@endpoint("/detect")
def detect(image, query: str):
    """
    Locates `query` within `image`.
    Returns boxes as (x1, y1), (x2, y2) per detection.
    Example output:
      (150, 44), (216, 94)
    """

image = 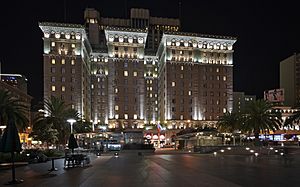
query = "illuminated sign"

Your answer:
(264, 89), (284, 103)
